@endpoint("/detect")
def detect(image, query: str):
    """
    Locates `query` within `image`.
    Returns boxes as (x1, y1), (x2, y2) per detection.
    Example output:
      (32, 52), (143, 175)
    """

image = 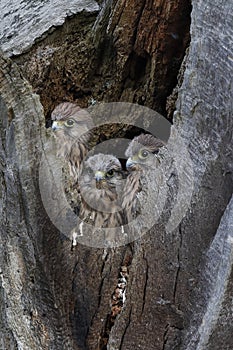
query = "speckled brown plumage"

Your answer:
(123, 133), (165, 223)
(51, 102), (94, 182)
(79, 153), (125, 231)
